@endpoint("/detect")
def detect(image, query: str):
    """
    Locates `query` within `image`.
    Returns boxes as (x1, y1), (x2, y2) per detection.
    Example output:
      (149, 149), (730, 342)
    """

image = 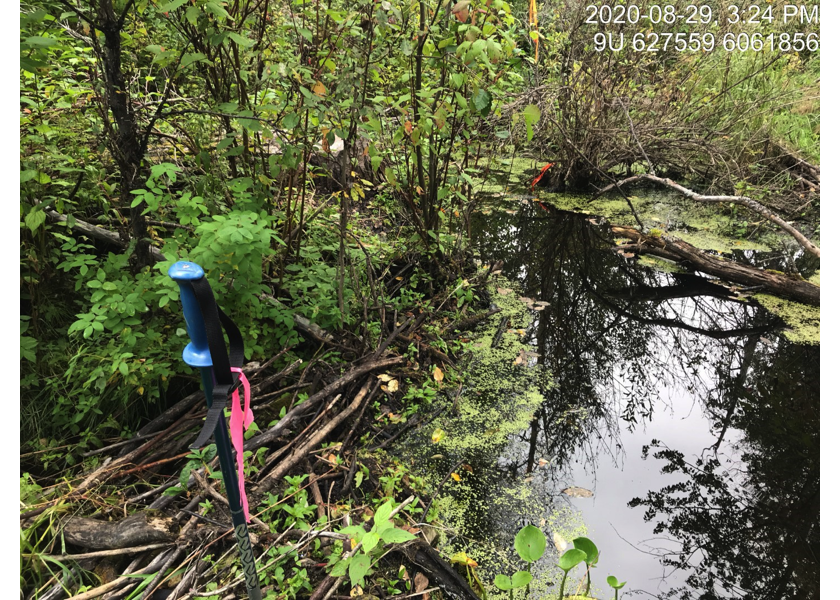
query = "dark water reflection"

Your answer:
(468, 202), (819, 600)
